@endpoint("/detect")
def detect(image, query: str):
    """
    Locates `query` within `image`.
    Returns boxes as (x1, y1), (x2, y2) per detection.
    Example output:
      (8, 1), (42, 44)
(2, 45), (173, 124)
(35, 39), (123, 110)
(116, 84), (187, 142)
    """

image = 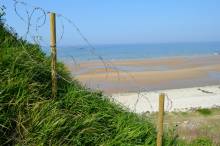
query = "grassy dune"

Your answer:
(0, 10), (159, 145)
(0, 7), (216, 146)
